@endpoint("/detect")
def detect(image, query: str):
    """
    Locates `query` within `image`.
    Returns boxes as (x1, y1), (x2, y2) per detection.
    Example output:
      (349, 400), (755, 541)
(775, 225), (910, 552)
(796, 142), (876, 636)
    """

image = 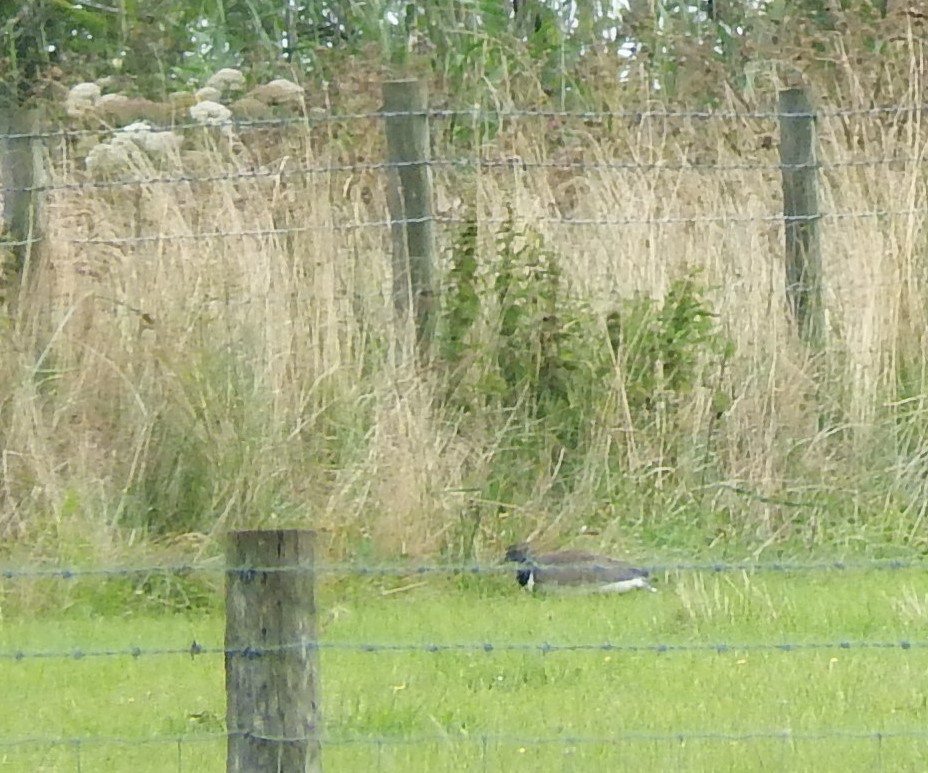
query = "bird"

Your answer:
(504, 542), (657, 594)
